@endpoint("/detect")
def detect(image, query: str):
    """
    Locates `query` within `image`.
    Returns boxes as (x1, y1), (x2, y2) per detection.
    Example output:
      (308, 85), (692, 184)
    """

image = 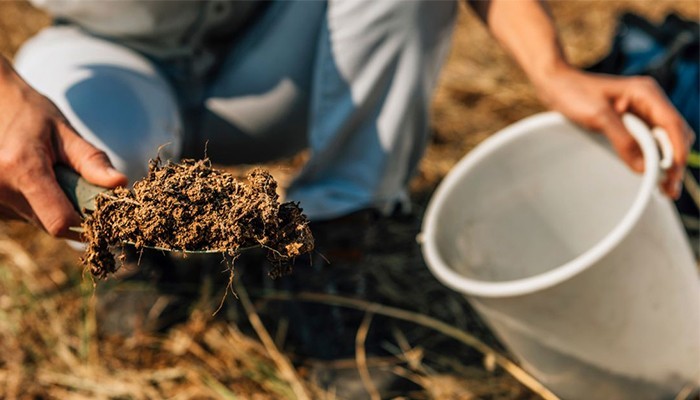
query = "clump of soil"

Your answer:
(81, 158), (314, 279)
